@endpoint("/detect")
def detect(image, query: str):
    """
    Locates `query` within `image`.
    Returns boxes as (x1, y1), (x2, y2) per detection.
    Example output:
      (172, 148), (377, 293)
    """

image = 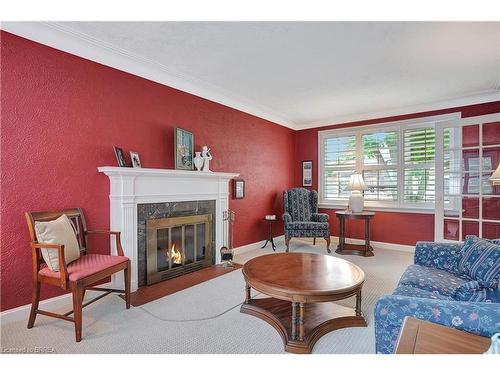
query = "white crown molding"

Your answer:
(296, 90), (500, 130)
(1, 22), (499, 132)
(0, 21), (299, 130)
